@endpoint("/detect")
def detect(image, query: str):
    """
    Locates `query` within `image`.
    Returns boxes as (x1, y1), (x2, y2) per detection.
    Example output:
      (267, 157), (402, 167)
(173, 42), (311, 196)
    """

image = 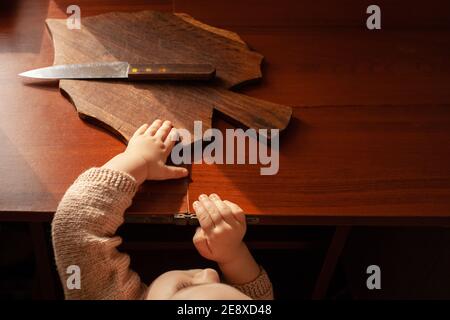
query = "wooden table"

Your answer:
(1, 0), (450, 299)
